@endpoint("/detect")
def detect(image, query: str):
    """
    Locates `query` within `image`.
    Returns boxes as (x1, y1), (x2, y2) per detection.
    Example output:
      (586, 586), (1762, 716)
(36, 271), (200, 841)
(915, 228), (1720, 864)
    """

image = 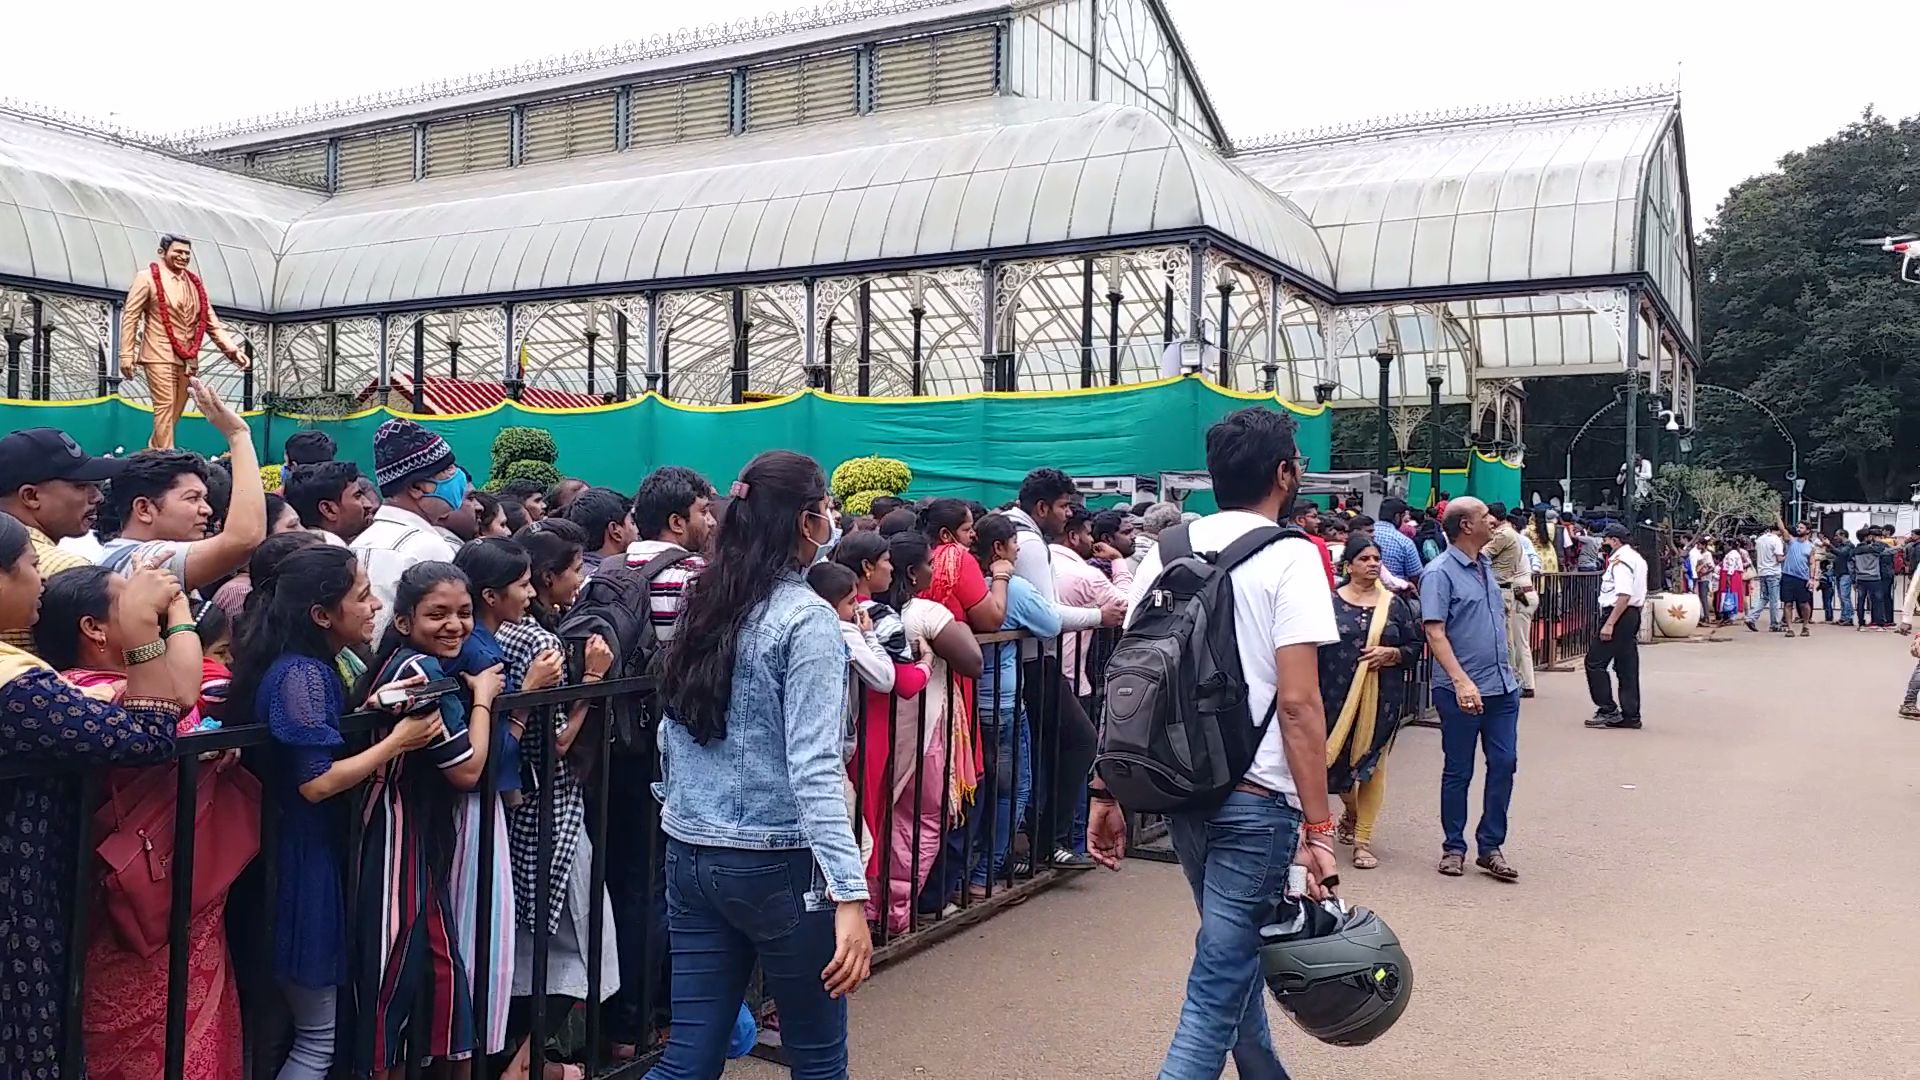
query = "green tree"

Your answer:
(1695, 108), (1920, 500)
